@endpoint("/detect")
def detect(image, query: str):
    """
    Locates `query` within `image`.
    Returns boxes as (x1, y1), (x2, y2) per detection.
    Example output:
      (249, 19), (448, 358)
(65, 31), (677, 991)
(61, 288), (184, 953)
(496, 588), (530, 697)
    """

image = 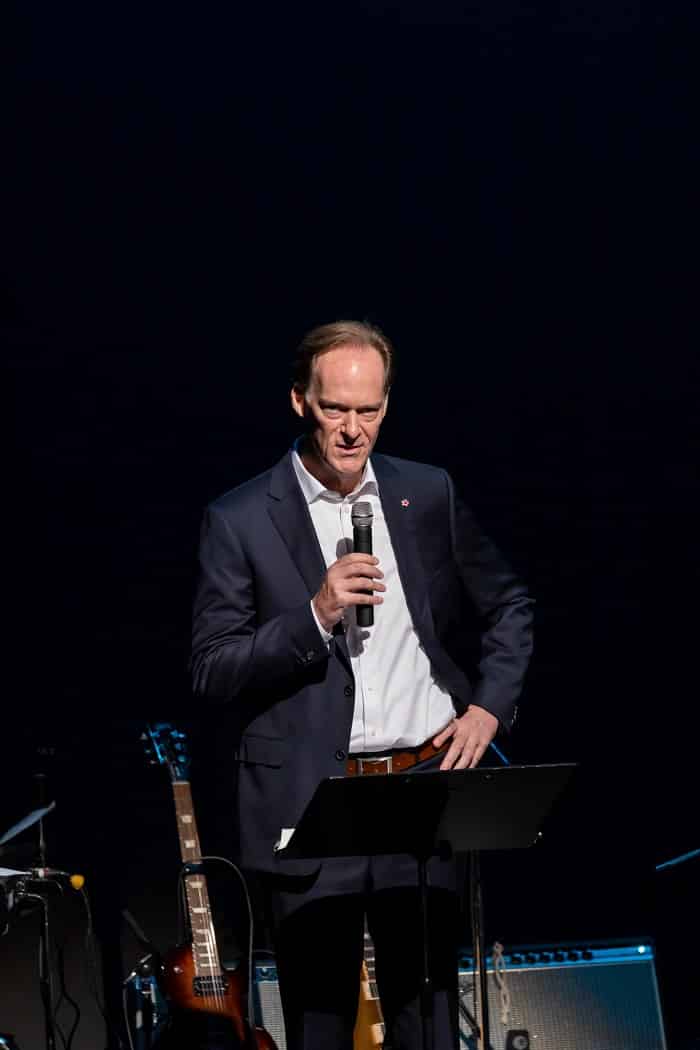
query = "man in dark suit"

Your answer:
(191, 320), (533, 1050)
